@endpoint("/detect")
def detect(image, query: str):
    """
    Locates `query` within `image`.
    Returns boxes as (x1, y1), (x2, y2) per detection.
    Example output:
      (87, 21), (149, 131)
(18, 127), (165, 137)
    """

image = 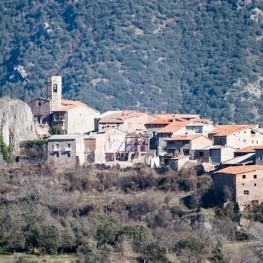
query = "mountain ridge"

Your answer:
(0, 0), (262, 123)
